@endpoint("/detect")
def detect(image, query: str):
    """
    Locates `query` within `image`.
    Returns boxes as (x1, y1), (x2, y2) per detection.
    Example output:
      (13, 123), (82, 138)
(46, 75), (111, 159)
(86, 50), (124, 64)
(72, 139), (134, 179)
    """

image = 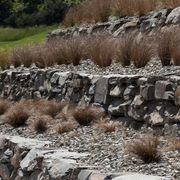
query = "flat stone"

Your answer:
(175, 86), (180, 106)
(94, 78), (109, 104)
(113, 173), (170, 180)
(140, 84), (155, 100)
